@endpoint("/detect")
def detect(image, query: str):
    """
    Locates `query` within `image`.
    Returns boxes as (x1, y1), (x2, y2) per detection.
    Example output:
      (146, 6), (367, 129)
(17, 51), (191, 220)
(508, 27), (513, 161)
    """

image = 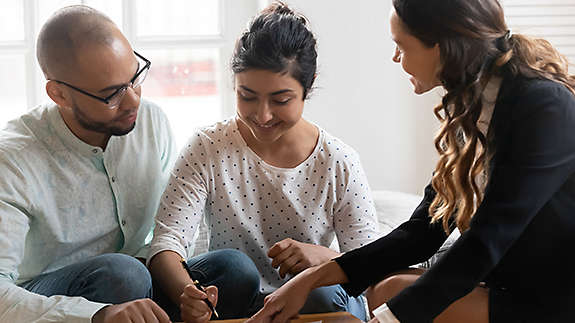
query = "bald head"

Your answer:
(36, 5), (122, 80)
